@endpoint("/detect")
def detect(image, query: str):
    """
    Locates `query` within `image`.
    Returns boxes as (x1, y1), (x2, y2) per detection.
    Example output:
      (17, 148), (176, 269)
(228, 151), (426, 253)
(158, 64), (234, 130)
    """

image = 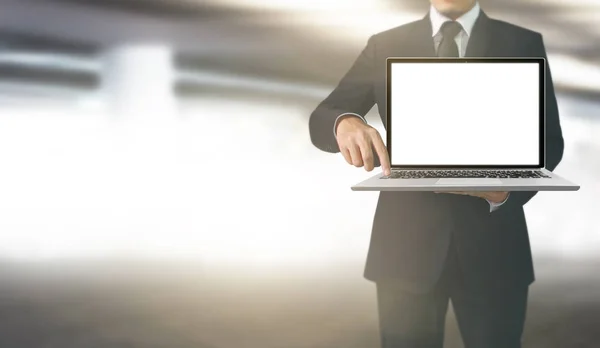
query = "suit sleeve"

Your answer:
(504, 33), (565, 209)
(308, 36), (377, 153)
